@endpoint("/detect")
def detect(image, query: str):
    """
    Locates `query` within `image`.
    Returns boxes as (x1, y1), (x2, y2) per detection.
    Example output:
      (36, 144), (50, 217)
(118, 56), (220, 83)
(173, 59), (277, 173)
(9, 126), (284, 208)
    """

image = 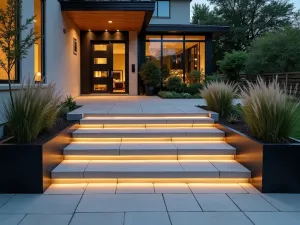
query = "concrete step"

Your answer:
(51, 160), (251, 183)
(72, 127), (225, 139)
(80, 116), (214, 125)
(63, 142), (236, 160)
(83, 113), (210, 118)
